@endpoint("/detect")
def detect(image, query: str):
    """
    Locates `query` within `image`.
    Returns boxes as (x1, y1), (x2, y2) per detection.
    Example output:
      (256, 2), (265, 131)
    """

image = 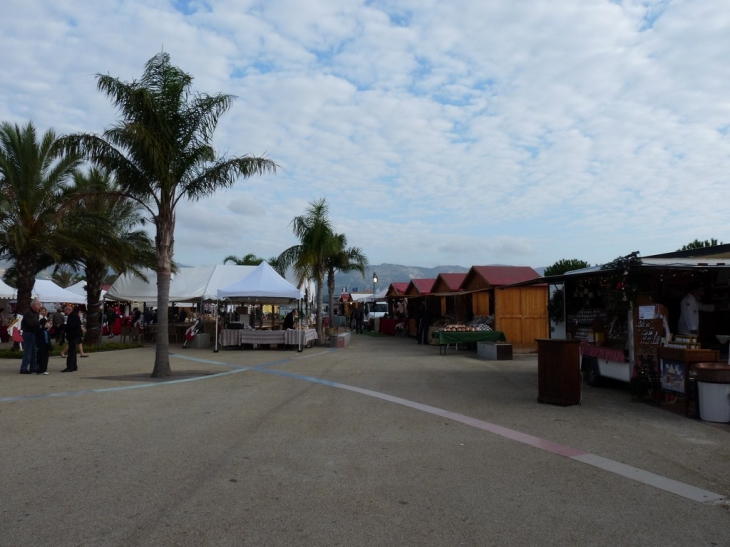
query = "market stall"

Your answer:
(511, 245), (730, 415)
(216, 262), (305, 351)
